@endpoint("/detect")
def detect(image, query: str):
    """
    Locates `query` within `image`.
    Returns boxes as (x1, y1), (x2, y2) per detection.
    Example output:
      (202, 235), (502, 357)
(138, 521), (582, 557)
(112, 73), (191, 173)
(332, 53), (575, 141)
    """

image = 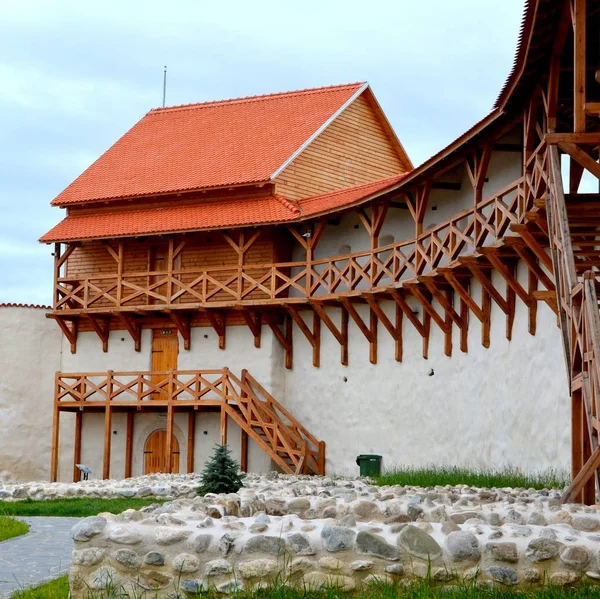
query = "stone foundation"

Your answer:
(63, 474), (600, 596)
